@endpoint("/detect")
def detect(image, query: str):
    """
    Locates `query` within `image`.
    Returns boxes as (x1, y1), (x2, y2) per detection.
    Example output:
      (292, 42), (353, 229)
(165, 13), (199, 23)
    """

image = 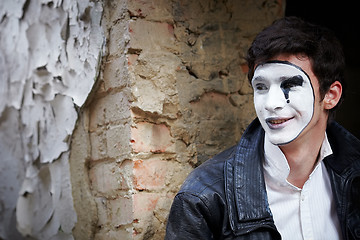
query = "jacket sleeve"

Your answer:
(165, 192), (215, 240)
